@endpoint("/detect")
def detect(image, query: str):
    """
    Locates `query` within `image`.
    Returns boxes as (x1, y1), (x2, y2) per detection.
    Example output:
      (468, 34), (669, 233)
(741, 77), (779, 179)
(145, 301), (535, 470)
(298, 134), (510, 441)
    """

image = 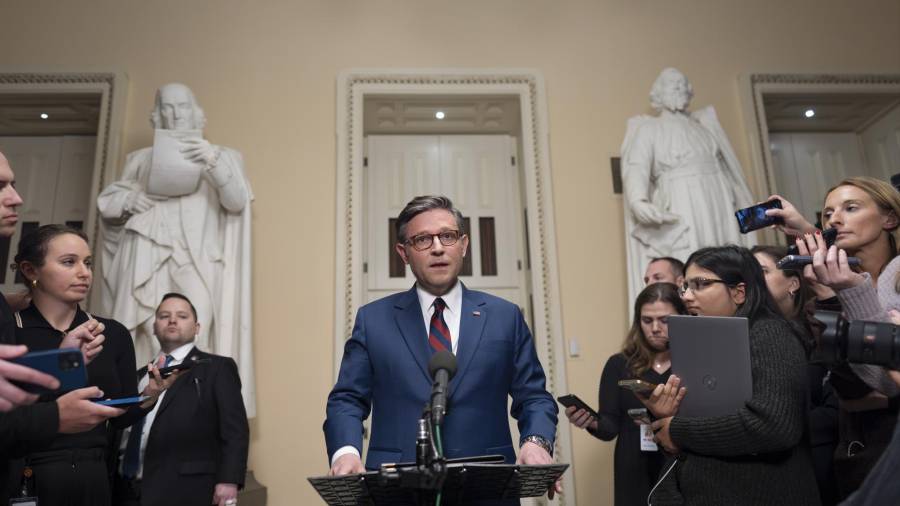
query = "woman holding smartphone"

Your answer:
(8, 225), (172, 506)
(770, 177), (900, 497)
(647, 245), (819, 506)
(565, 282), (686, 506)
